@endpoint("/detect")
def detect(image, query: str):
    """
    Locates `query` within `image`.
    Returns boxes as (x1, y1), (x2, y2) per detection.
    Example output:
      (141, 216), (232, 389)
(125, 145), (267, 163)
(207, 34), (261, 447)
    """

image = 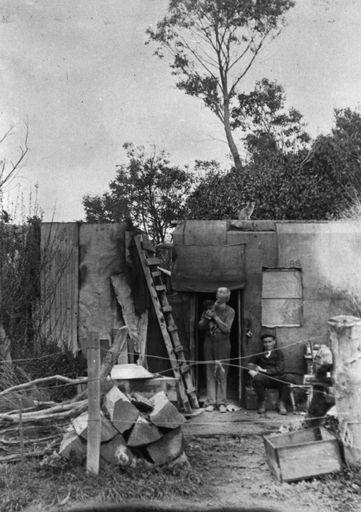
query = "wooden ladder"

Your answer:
(134, 234), (199, 413)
